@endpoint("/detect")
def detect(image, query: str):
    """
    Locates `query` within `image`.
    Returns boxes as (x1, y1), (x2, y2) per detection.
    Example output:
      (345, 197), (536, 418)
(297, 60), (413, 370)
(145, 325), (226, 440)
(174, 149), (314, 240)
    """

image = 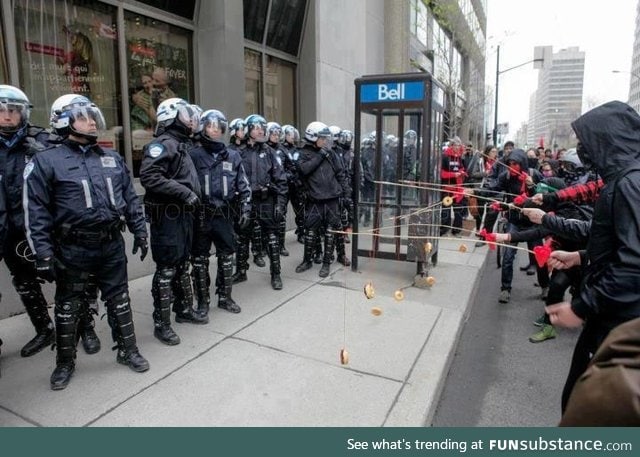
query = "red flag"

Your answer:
(538, 136), (545, 148)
